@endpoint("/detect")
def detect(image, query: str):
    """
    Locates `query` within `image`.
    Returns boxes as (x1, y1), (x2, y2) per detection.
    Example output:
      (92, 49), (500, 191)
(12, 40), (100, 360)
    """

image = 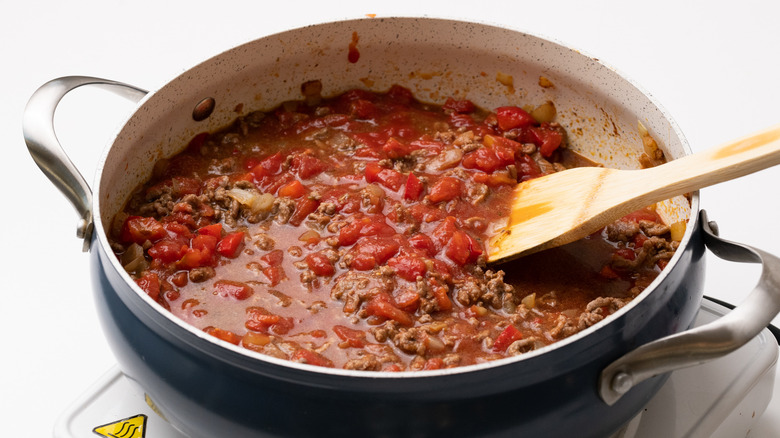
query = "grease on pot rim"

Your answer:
(108, 81), (680, 371)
